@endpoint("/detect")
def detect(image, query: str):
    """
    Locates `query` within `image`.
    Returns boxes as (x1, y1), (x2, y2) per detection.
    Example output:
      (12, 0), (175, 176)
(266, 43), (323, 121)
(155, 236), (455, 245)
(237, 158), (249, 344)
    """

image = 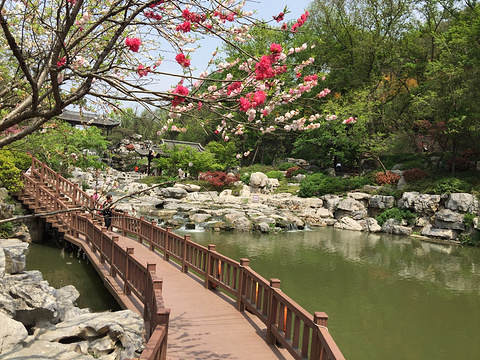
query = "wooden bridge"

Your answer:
(17, 157), (345, 360)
